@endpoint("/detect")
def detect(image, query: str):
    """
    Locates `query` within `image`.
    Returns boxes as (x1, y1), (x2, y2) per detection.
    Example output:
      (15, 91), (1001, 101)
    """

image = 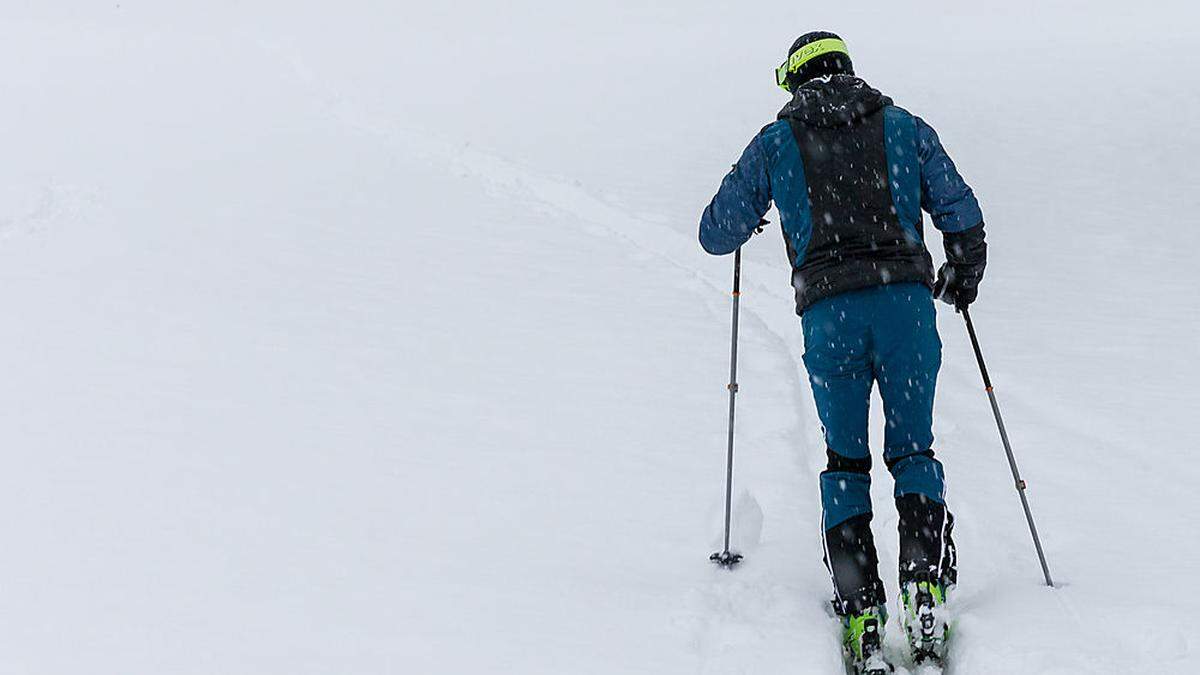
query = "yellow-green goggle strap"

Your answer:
(775, 38), (850, 91)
